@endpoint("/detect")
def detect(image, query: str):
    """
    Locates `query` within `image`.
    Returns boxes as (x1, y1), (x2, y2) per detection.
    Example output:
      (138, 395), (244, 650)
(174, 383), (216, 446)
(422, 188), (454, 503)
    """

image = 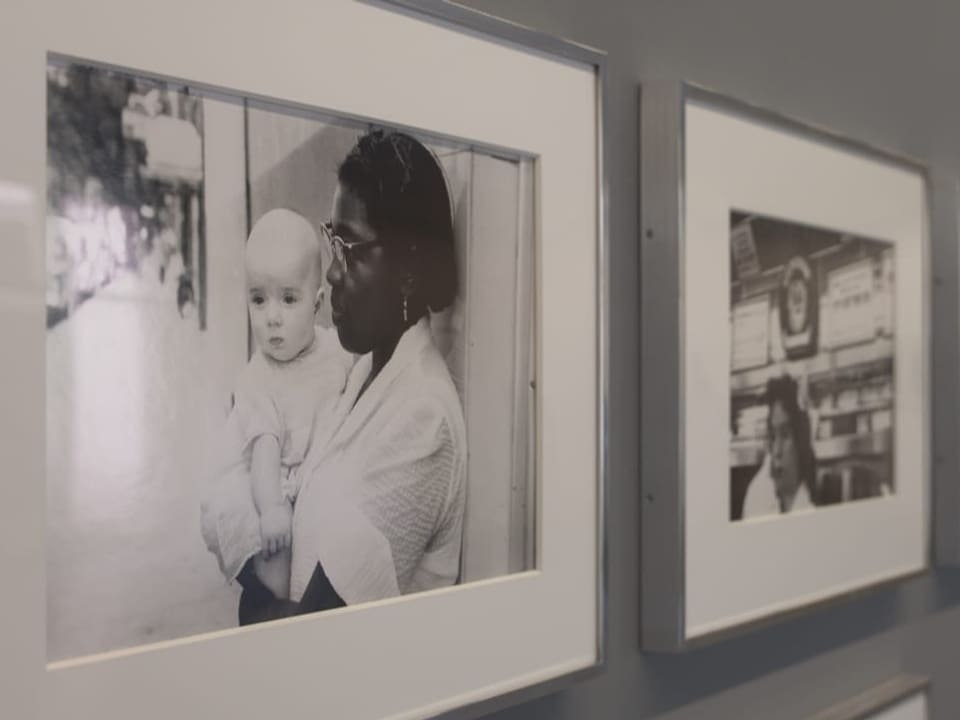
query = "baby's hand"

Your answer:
(260, 503), (293, 558)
